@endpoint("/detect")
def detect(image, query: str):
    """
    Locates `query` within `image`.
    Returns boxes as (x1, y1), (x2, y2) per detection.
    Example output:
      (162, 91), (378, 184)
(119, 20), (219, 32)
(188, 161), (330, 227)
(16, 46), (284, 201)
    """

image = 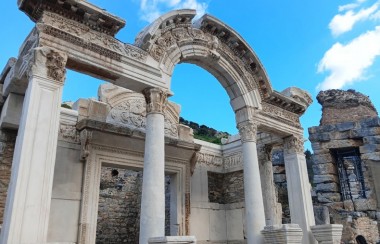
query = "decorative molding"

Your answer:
(58, 123), (80, 143)
(195, 152), (223, 167)
(237, 121), (258, 143)
(261, 102), (300, 125)
(45, 49), (67, 82)
(40, 12), (147, 62)
(143, 88), (169, 115)
(283, 135), (304, 155)
(80, 130), (93, 160)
